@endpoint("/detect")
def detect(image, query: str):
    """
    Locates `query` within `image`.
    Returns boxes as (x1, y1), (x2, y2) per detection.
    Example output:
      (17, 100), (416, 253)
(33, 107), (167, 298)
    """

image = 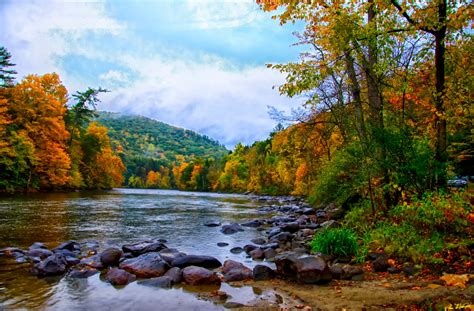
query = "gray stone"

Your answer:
(253, 265), (276, 281)
(164, 267), (182, 284)
(171, 255), (221, 269)
(120, 252), (170, 278)
(251, 238), (266, 245)
(122, 241), (167, 256)
(222, 260), (253, 282)
(182, 266), (221, 286)
(249, 248), (264, 260)
(158, 248), (186, 265)
(204, 221), (221, 227)
(100, 248), (123, 267)
(230, 247), (244, 254)
(106, 268), (136, 286)
(275, 252), (332, 284)
(32, 254), (68, 276)
(220, 223), (244, 235)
